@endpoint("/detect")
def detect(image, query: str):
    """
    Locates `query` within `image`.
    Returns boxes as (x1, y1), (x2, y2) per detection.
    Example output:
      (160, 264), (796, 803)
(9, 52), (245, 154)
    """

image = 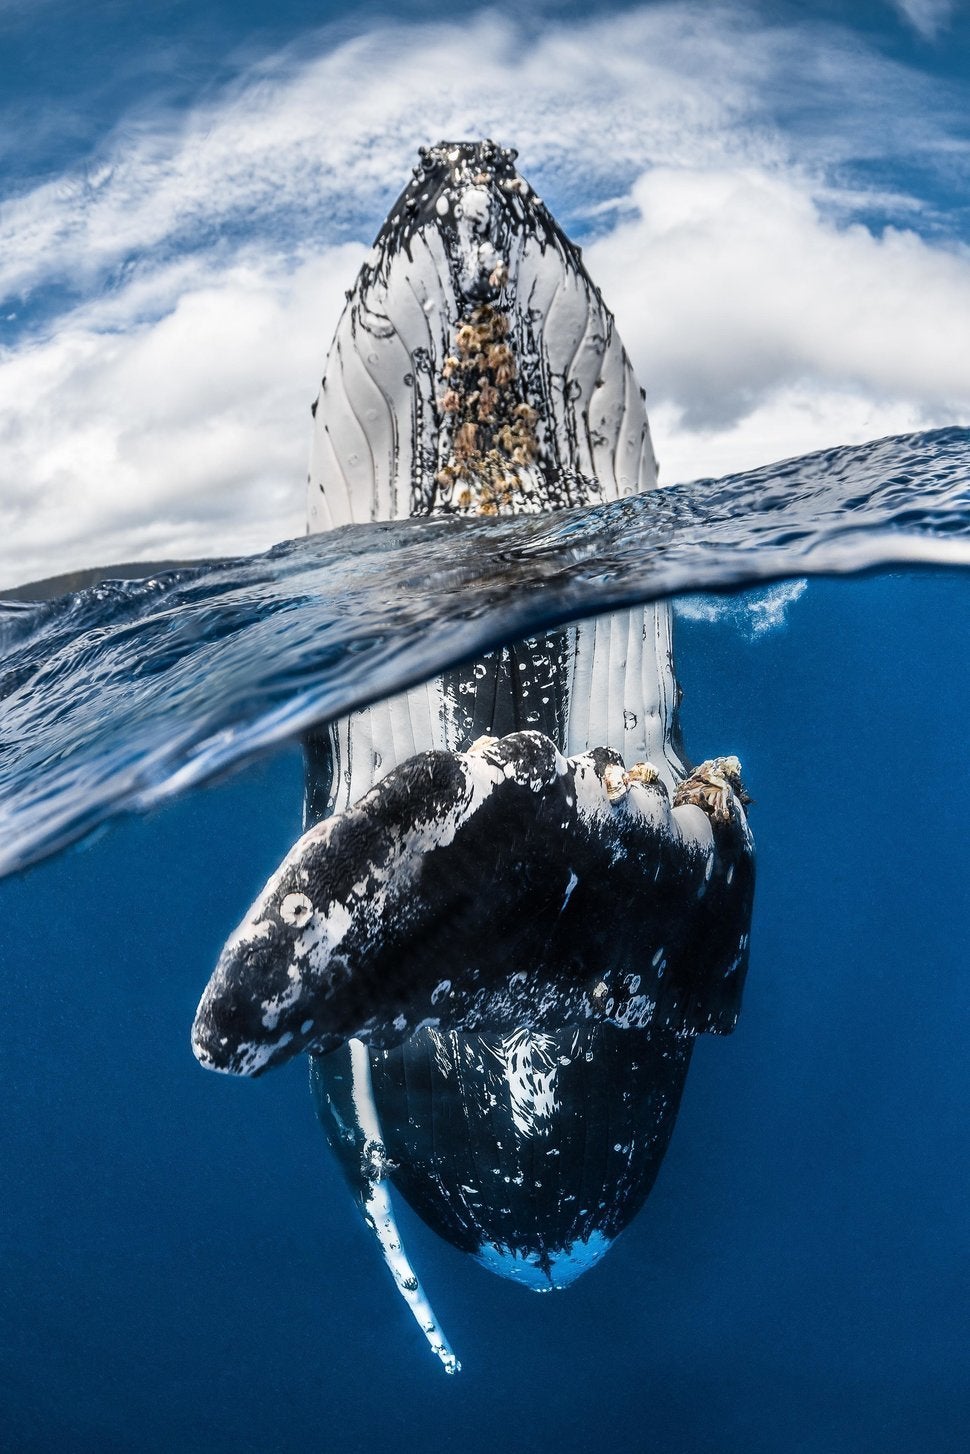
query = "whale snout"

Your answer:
(377, 139), (536, 304)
